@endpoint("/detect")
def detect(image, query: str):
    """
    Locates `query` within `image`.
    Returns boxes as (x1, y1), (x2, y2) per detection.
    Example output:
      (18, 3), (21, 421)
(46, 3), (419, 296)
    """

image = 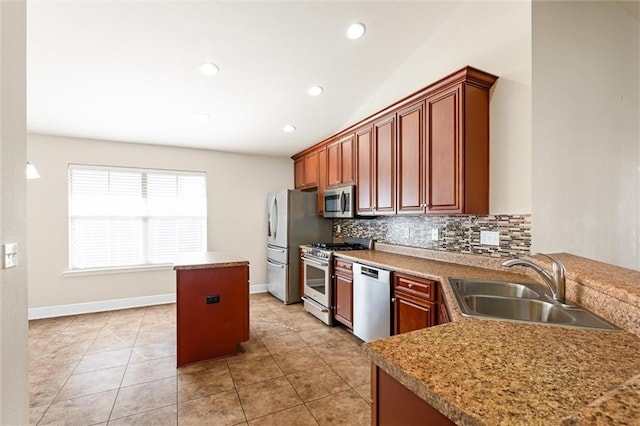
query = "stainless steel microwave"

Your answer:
(323, 185), (355, 219)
